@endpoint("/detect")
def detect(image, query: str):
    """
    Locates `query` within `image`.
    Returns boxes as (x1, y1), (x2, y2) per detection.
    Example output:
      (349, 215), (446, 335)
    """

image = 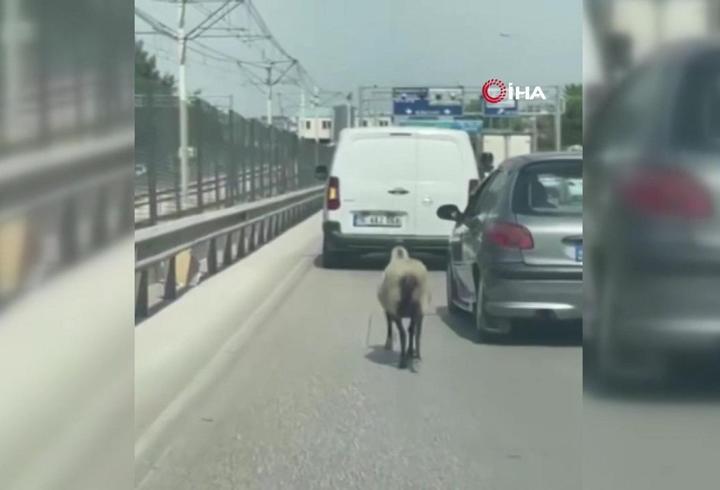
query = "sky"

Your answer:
(136, 0), (582, 117)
